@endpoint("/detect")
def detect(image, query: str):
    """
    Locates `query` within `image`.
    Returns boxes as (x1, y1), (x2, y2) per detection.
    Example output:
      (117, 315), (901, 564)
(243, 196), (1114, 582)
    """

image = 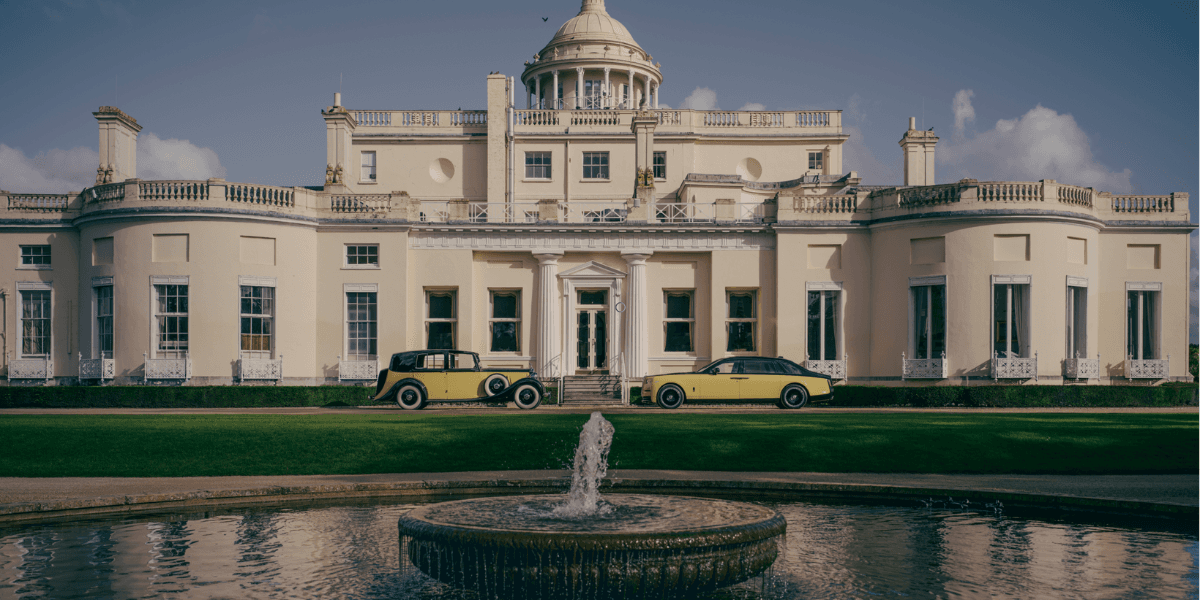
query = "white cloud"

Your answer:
(939, 99), (1132, 193)
(0, 133), (225, 194)
(738, 102), (765, 112)
(952, 89), (975, 136)
(680, 87), (718, 110)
